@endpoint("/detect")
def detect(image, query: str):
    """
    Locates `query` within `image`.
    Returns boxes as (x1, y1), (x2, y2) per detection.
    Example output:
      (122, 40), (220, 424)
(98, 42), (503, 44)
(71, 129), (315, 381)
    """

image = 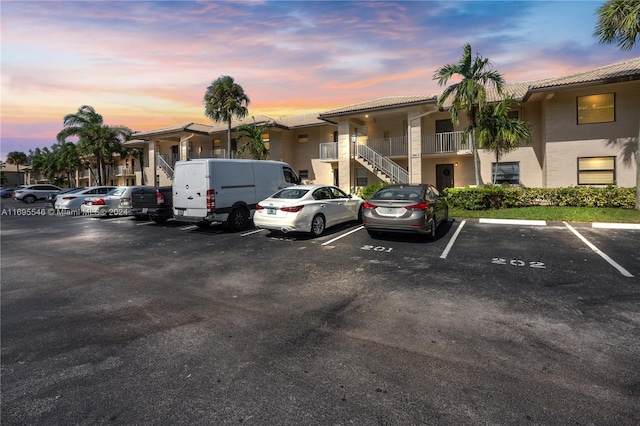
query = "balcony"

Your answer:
(189, 149), (227, 159)
(318, 131), (472, 160)
(110, 166), (135, 176)
(319, 143), (338, 160)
